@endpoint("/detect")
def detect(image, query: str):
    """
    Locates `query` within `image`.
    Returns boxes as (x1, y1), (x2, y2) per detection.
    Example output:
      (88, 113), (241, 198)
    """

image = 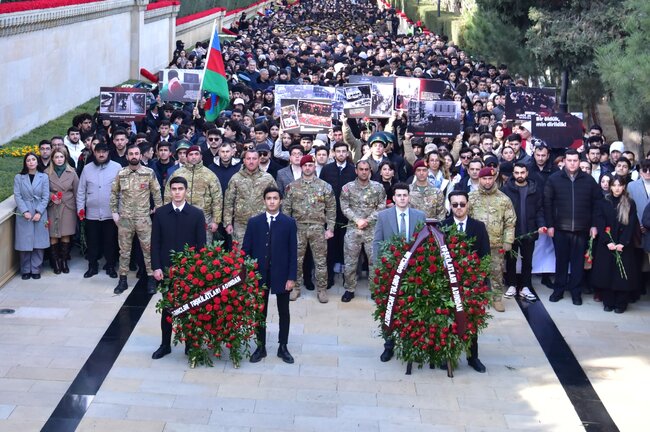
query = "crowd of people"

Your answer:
(12, 0), (649, 364)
